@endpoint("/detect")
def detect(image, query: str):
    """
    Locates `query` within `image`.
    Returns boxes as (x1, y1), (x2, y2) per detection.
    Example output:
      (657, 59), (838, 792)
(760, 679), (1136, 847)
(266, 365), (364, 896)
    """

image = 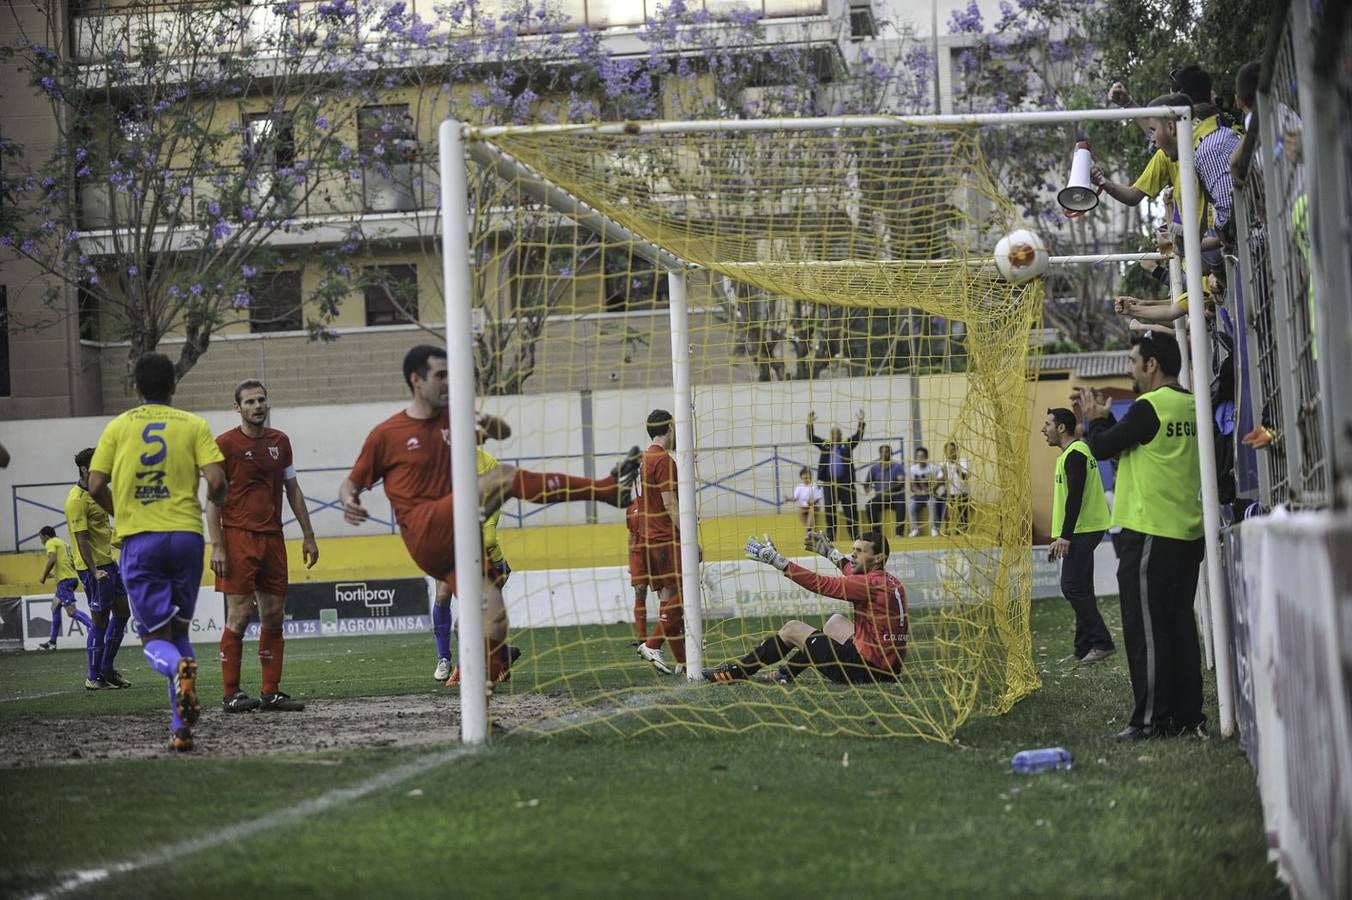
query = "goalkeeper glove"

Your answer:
(805, 530), (846, 567)
(745, 533), (789, 570)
